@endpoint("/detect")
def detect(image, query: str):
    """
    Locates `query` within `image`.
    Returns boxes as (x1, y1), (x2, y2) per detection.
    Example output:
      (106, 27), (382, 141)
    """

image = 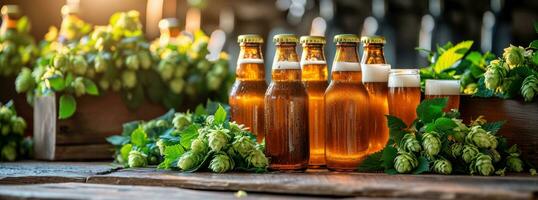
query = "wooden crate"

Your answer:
(460, 96), (538, 166)
(33, 92), (167, 160)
